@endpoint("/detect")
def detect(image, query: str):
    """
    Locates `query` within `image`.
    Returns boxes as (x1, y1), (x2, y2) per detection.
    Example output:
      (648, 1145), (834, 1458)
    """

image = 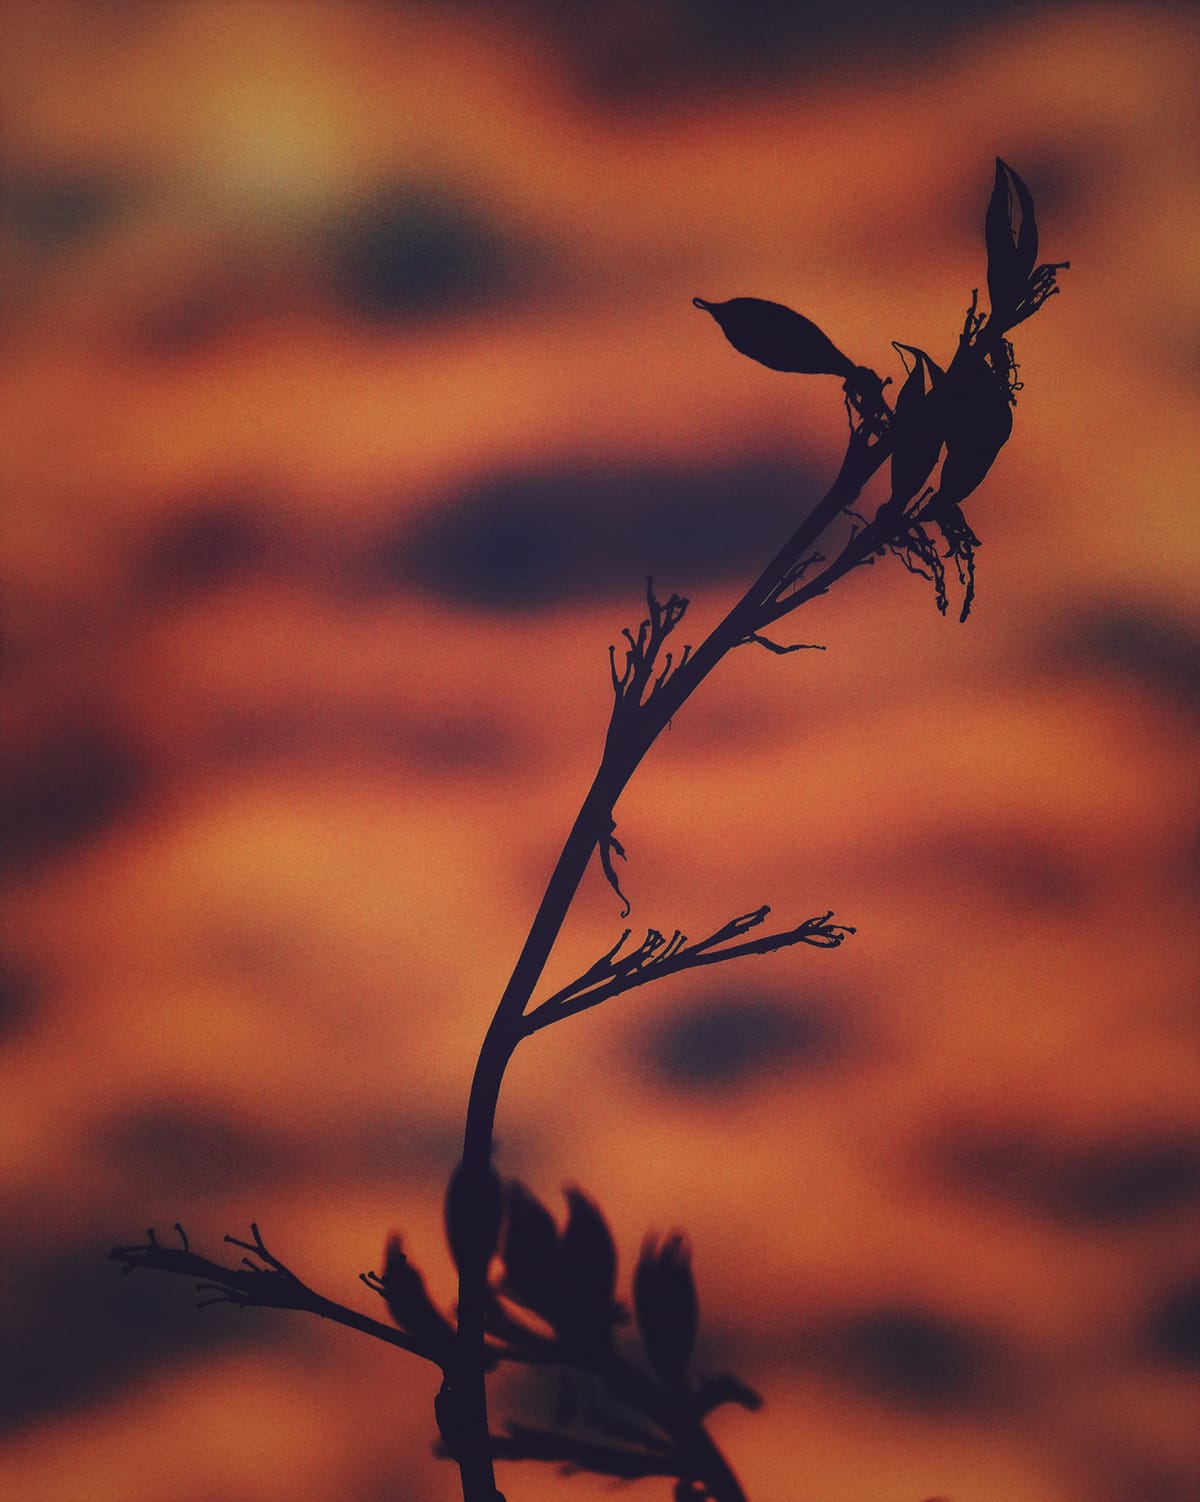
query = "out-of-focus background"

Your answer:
(1, 3), (1197, 1500)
